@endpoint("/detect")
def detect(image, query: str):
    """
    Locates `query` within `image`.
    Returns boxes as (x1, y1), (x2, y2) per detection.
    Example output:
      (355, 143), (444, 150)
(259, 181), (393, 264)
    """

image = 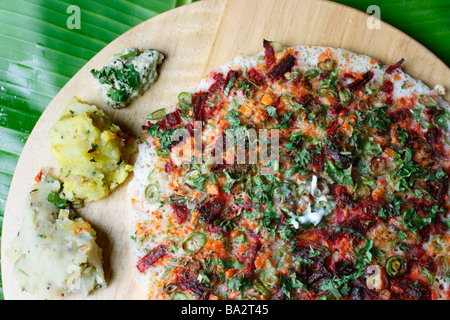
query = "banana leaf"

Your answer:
(0, 0), (448, 300)
(334, 0), (449, 66)
(0, 0), (197, 300)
